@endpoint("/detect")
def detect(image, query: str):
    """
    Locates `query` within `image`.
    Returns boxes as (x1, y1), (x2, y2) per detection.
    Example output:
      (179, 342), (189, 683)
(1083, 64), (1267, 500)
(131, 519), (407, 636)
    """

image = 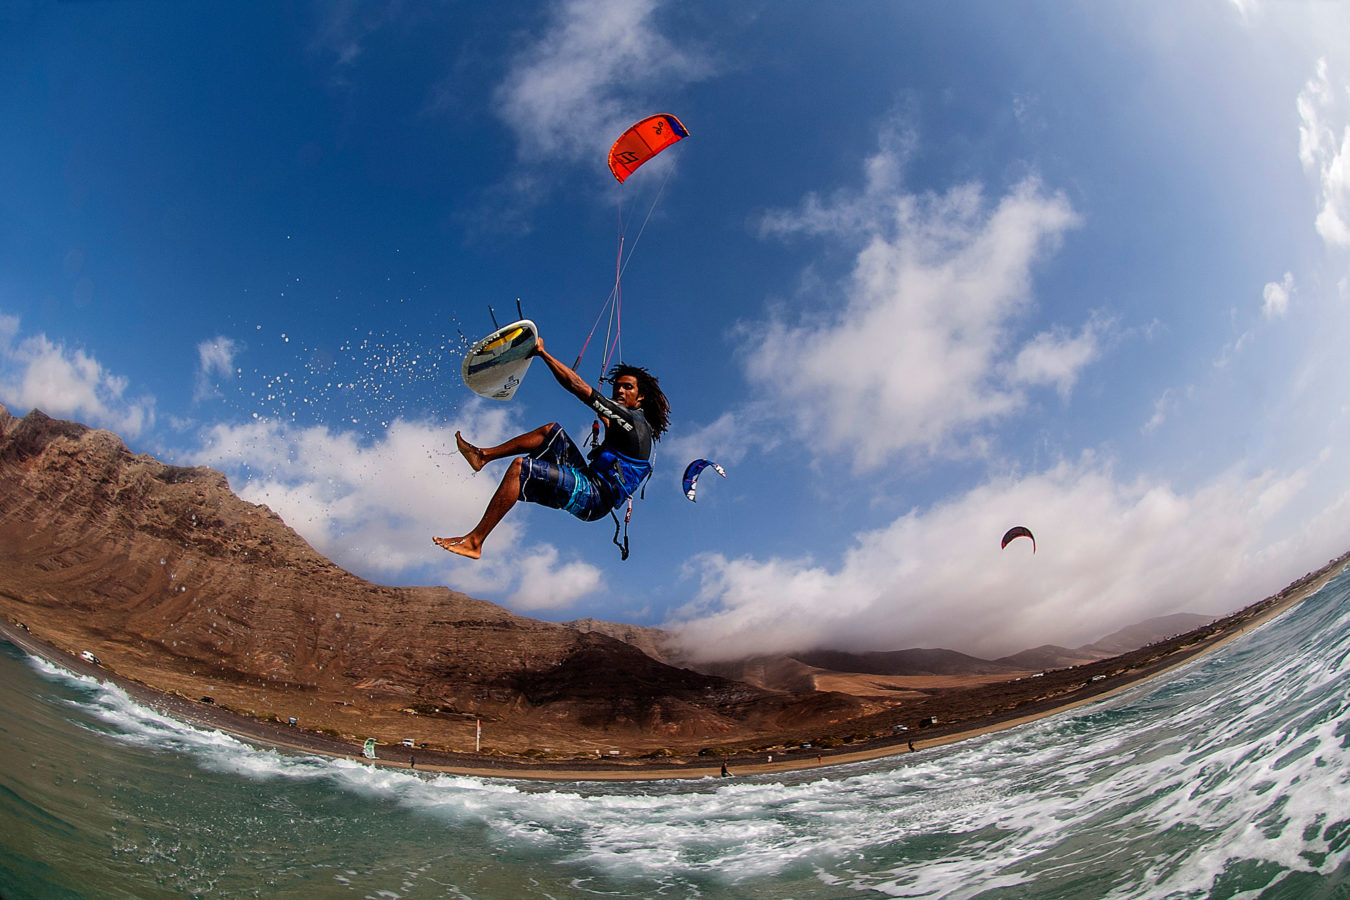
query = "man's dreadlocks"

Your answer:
(607, 363), (669, 439)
